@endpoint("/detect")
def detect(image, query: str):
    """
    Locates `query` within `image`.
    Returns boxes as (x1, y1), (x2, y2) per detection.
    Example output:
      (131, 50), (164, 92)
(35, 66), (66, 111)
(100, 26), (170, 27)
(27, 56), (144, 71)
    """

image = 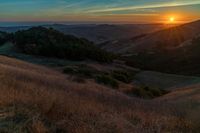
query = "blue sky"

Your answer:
(0, 0), (200, 23)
